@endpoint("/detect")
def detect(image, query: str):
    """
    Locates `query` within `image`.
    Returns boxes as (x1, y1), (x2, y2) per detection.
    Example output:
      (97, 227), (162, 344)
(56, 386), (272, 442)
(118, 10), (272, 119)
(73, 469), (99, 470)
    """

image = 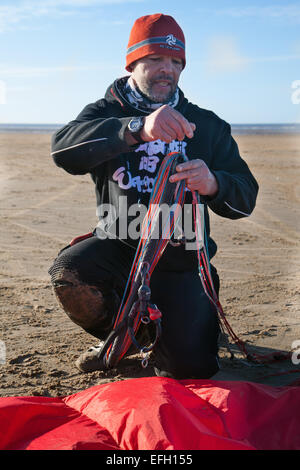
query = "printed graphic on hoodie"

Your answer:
(112, 140), (187, 193)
